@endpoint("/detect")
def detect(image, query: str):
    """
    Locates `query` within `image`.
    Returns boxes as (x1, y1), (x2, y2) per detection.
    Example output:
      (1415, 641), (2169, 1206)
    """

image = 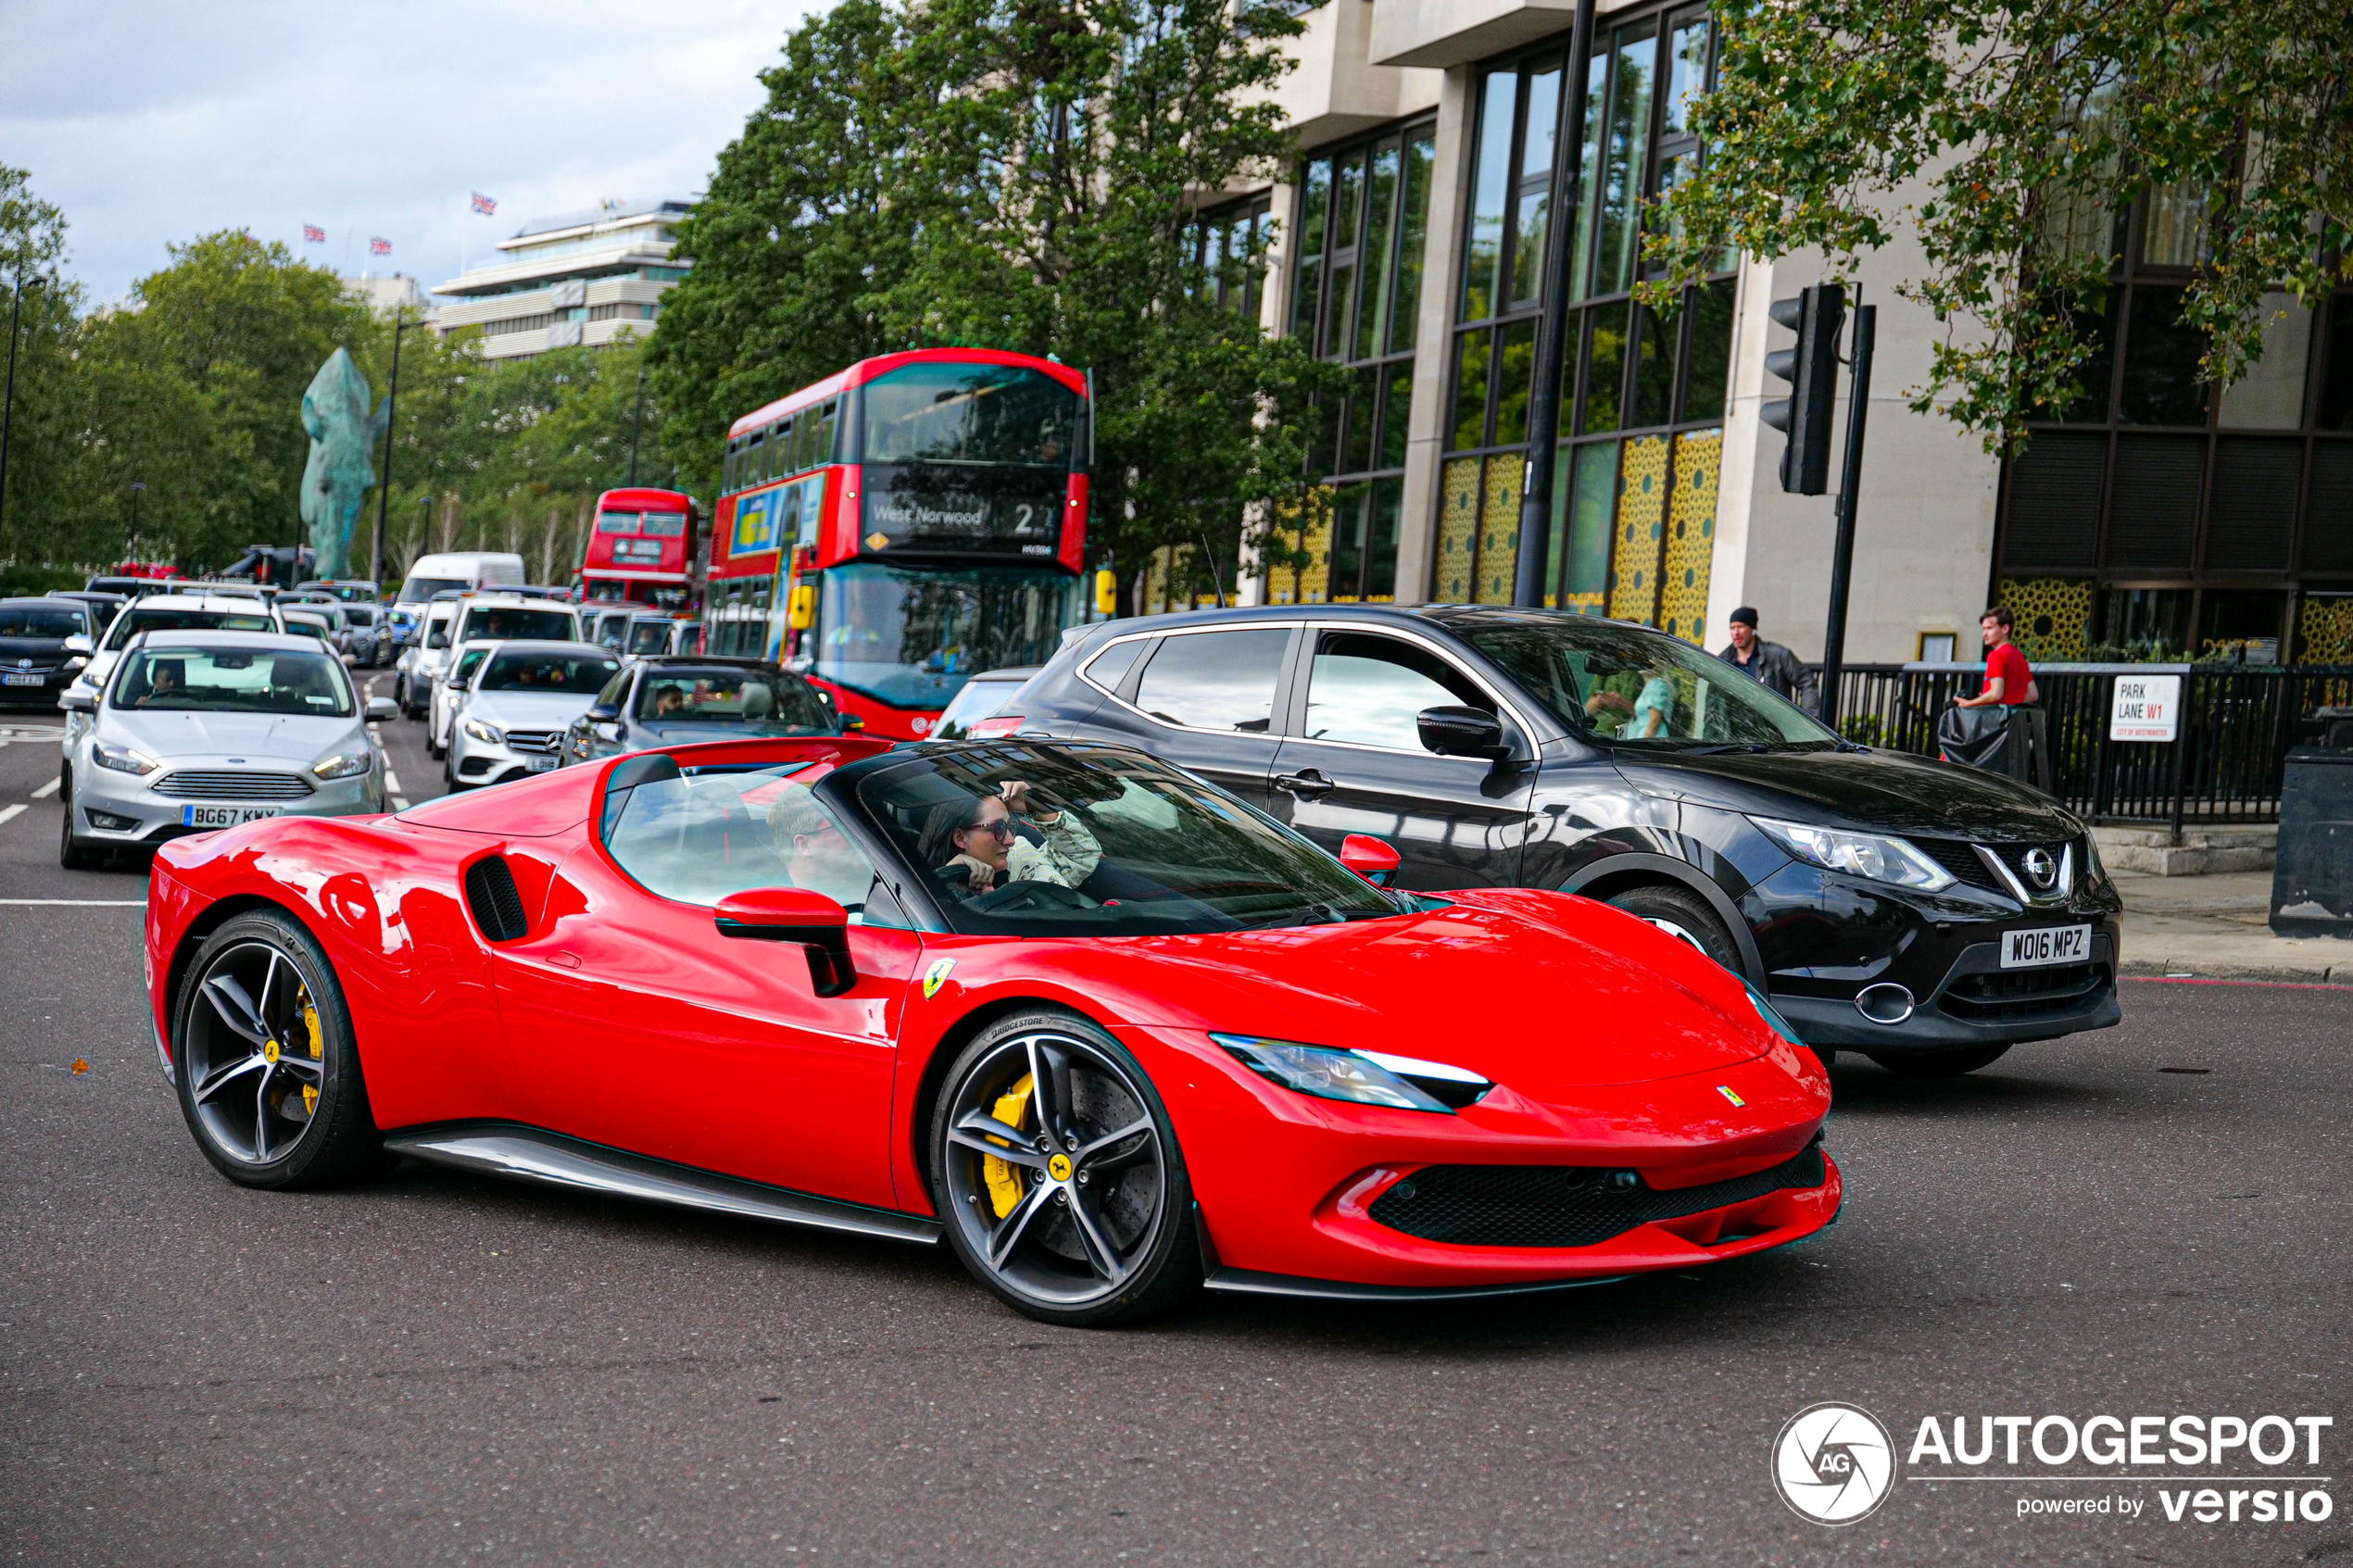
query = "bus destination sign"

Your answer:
(860, 464), (1065, 558)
